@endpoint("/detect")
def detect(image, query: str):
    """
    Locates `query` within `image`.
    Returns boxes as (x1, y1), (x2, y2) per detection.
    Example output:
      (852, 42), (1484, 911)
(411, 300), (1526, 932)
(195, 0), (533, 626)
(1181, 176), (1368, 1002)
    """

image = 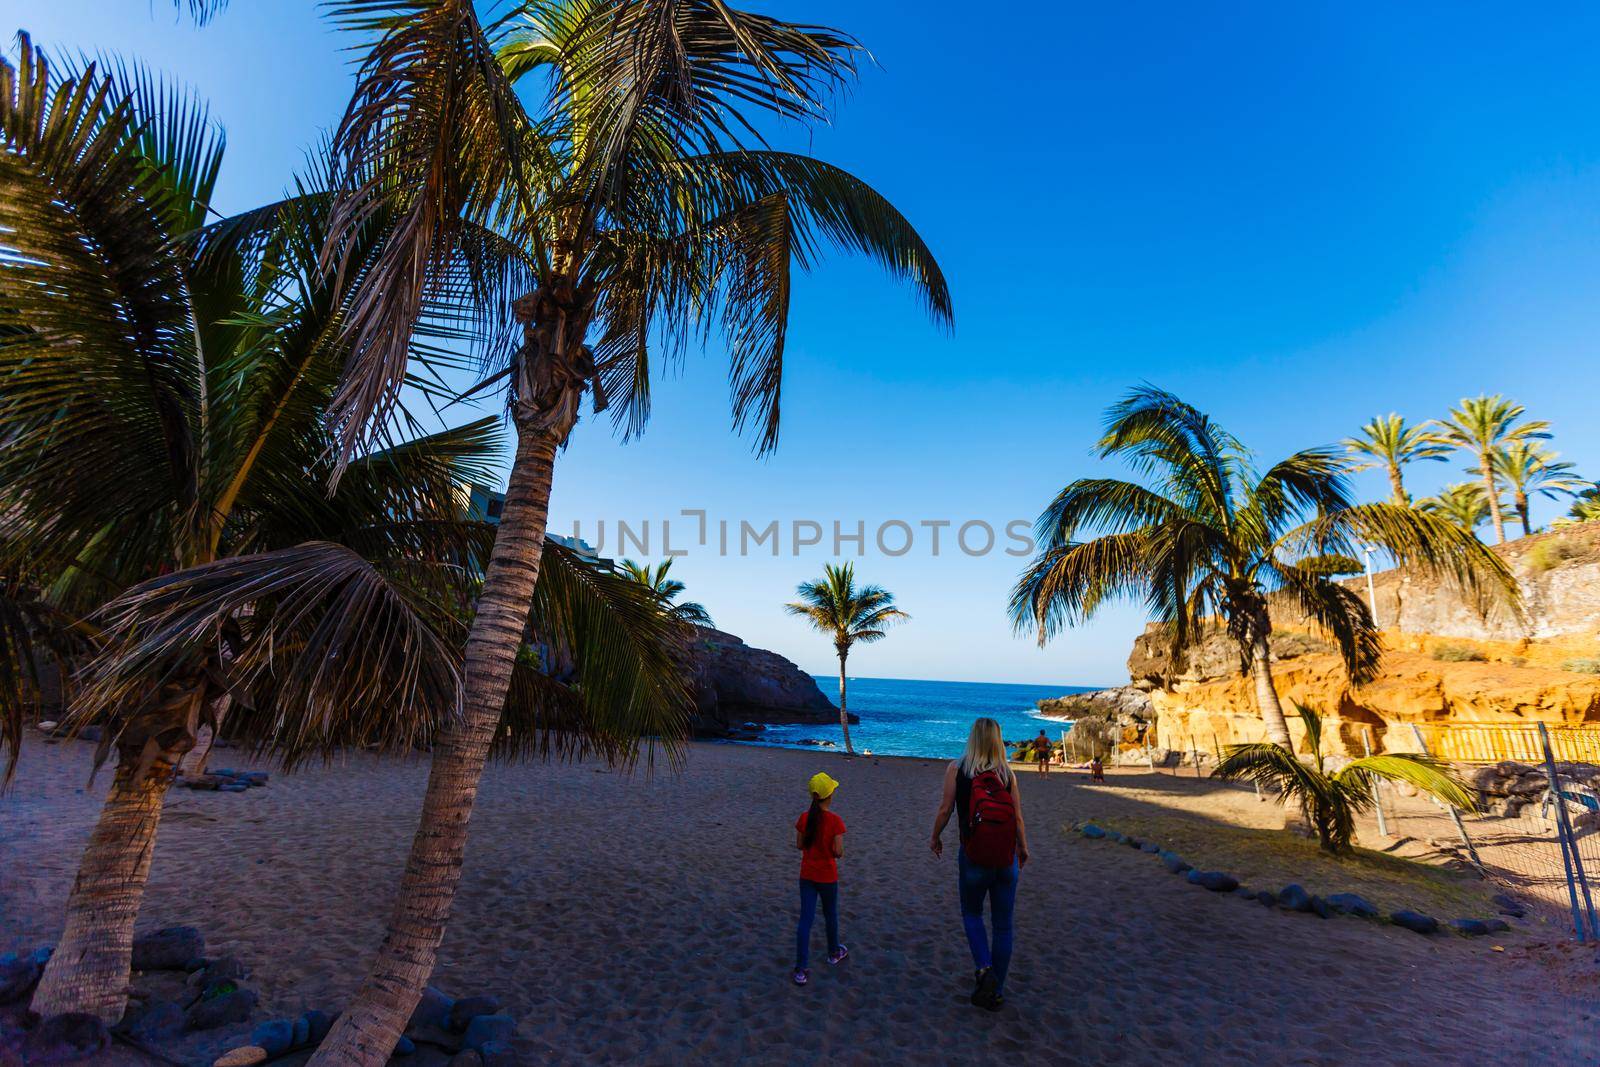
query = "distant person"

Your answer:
(793, 771), (848, 985)
(930, 718), (1030, 1011)
(1032, 730), (1052, 774)
(1090, 755), (1105, 783)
